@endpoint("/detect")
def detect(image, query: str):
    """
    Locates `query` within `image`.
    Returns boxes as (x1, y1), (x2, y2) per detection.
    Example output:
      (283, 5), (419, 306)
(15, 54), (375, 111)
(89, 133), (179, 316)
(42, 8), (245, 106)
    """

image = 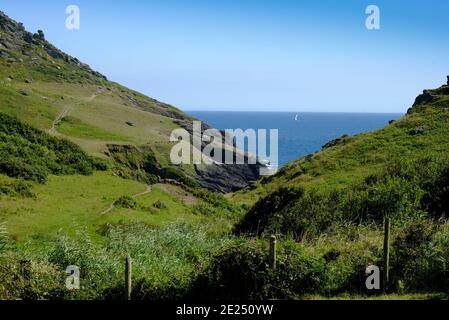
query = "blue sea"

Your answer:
(187, 111), (403, 167)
